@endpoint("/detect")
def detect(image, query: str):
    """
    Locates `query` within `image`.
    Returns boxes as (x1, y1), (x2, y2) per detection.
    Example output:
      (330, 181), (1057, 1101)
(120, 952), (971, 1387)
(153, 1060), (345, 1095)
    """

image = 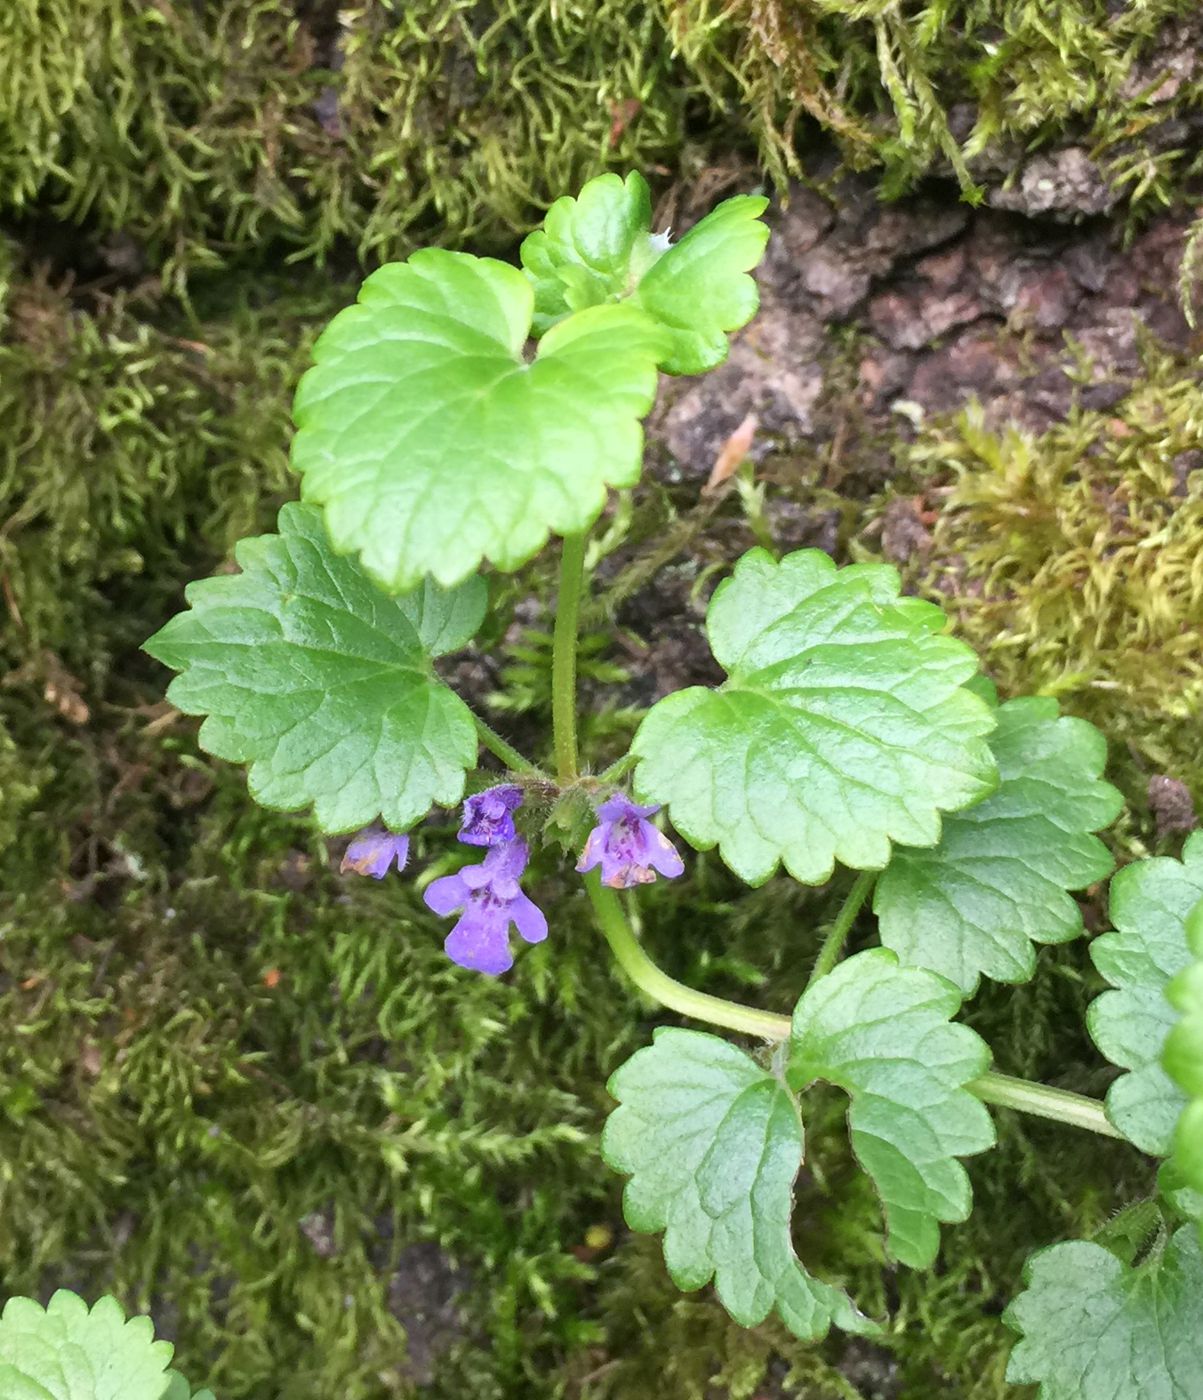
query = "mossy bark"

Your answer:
(3, 4), (1203, 1396)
